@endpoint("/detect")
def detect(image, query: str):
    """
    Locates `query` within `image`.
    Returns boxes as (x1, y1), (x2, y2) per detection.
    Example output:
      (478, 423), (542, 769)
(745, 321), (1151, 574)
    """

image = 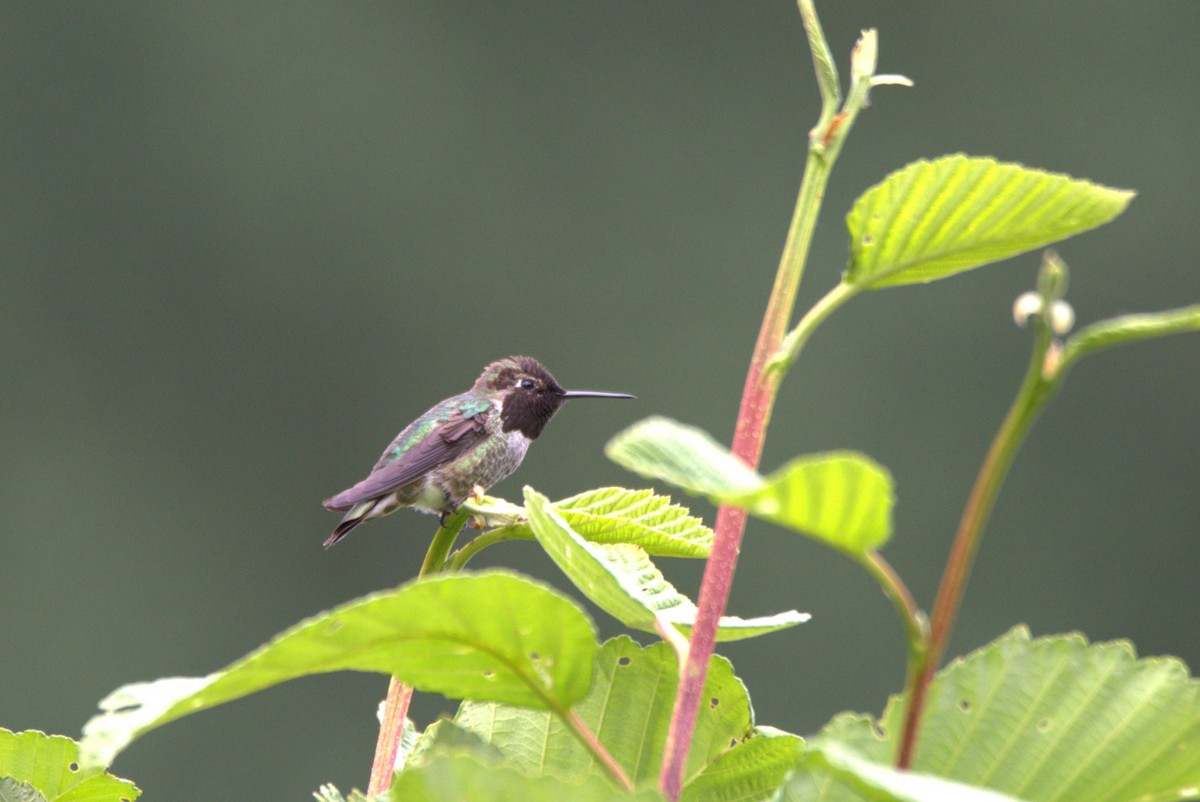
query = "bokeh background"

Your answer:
(4, 3), (1198, 798)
